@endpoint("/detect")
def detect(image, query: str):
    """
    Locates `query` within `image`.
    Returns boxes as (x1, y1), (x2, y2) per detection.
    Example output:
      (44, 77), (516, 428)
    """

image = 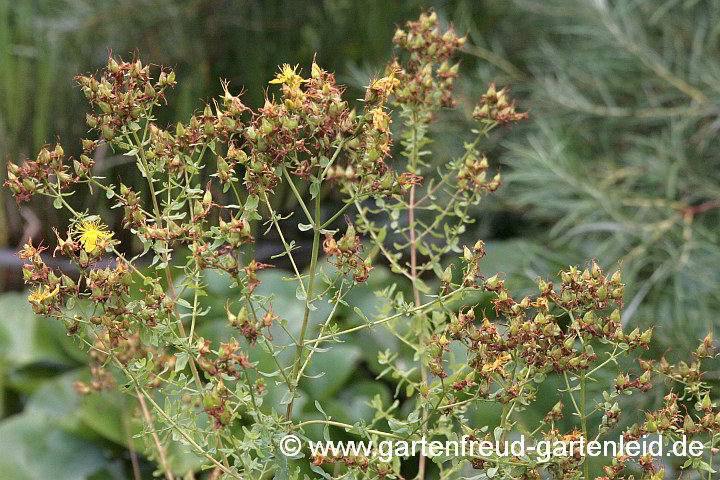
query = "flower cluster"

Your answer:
(78, 58), (175, 142)
(226, 303), (275, 344)
(202, 380), (233, 428)
(460, 240), (487, 288)
(473, 83), (529, 124)
(389, 9), (466, 108)
(323, 224), (373, 283)
(455, 152), (501, 193)
(20, 241), (73, 315)
(6, 144), (75, 203)
(597, 335), (717, 480)
(53, 218), (119, 268)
